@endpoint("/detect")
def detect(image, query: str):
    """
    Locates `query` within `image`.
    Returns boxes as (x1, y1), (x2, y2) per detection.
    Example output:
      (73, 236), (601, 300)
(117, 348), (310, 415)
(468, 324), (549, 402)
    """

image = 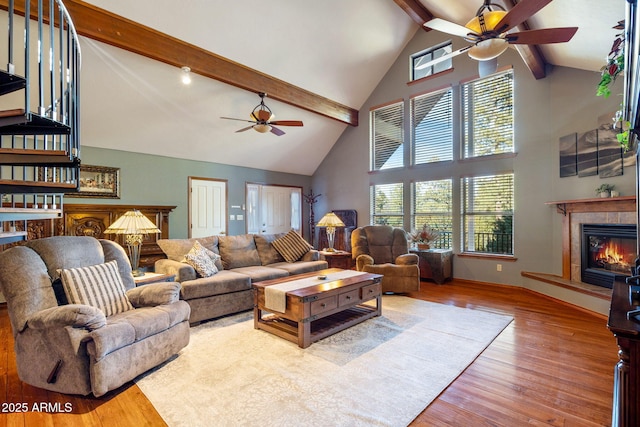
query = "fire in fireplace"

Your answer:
(581, 223), (637, 288)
